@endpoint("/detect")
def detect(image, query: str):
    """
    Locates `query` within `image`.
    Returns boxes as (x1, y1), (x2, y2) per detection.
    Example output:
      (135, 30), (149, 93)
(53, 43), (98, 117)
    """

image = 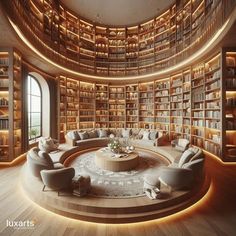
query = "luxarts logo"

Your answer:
(6, 219), (36, 229)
